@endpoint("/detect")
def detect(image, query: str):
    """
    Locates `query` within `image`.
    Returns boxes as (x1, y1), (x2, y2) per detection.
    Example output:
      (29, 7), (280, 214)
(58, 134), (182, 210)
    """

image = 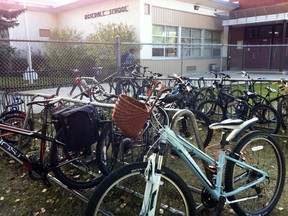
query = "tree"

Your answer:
(45, 27), (86, 71)
(0, 9), (25, 74)
(86, 23), (138, 71)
